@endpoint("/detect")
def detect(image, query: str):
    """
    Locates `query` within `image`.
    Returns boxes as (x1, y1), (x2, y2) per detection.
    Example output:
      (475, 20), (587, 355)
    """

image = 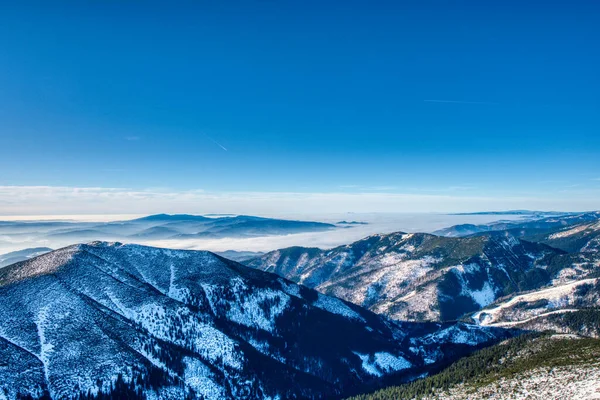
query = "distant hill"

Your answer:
(434, 211), (600, 237)
(0, 214), (337, 253)
(451, 210), (573, 216)
(0, 247), (53, 268)
(215, 250), (265, 262)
